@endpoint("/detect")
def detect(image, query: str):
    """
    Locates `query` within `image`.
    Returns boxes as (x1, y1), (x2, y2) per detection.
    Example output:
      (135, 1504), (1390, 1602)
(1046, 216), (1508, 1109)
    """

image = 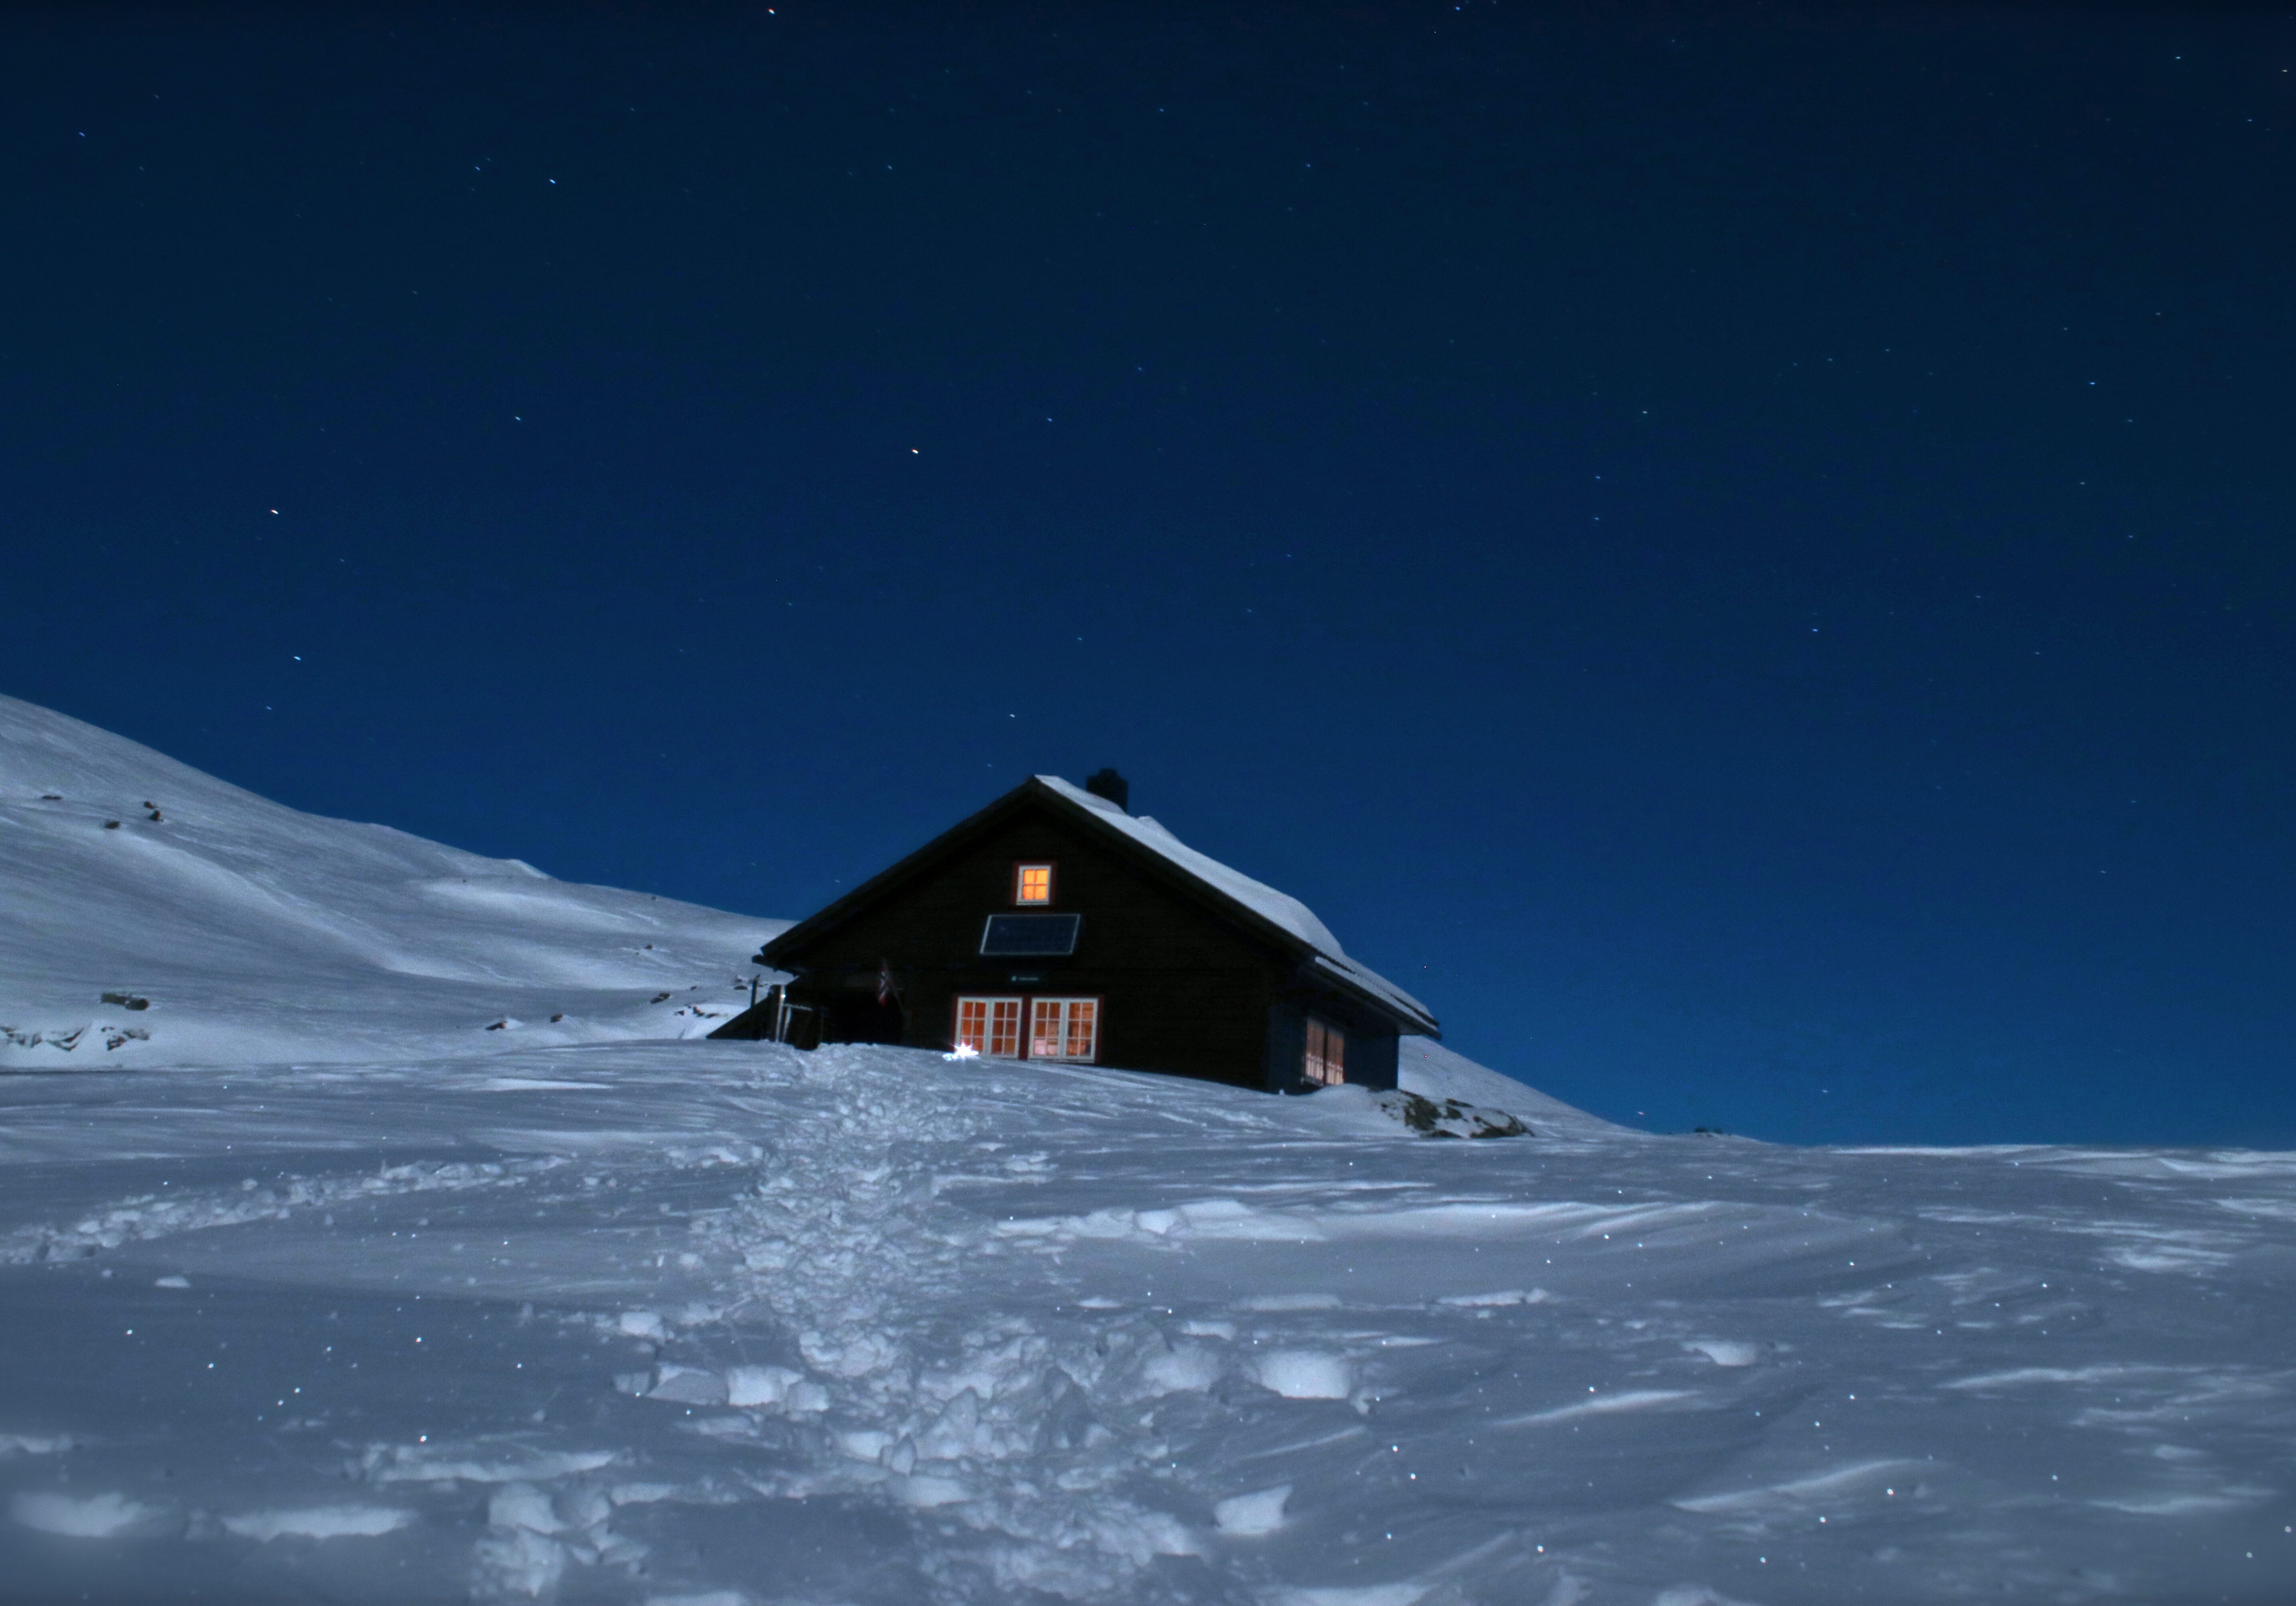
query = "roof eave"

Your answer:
(757, 780), (1048, 963)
